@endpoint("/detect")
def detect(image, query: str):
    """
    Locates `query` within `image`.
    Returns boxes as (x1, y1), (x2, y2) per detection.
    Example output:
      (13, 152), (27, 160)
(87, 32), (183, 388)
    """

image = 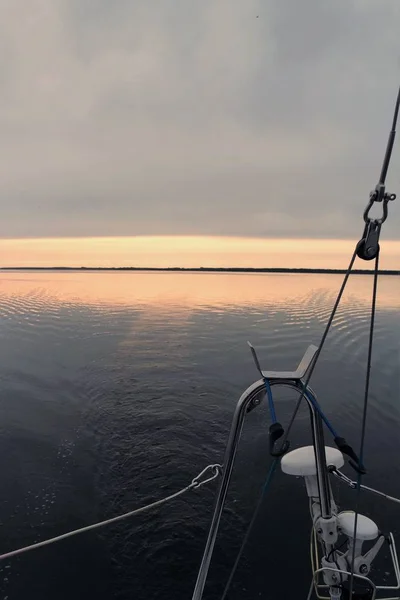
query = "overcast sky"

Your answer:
(1, 0), (399, 241)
